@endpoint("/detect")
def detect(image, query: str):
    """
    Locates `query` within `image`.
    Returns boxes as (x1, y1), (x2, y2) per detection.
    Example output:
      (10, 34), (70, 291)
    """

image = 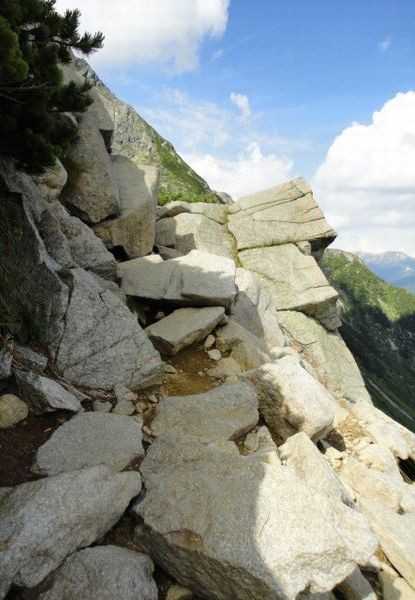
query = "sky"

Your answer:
(55, 0), (415, 256)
